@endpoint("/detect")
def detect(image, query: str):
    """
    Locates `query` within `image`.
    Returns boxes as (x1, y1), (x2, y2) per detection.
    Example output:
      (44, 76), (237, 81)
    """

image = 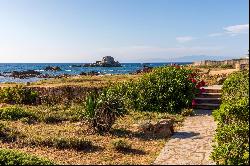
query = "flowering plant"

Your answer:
(187, 70), (206, 107)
